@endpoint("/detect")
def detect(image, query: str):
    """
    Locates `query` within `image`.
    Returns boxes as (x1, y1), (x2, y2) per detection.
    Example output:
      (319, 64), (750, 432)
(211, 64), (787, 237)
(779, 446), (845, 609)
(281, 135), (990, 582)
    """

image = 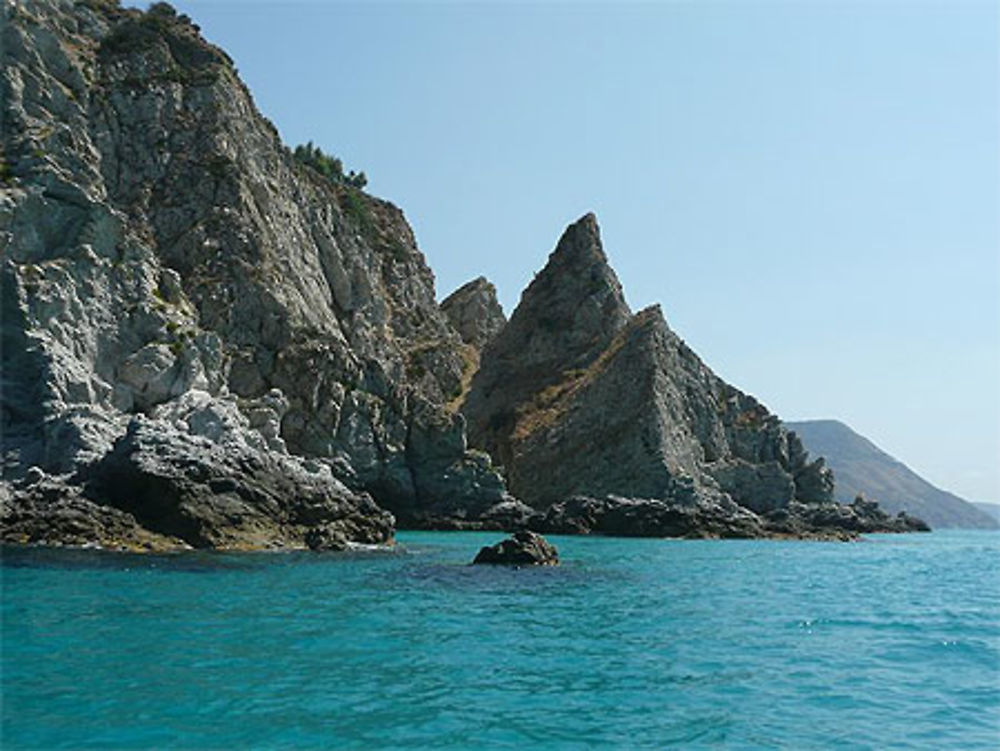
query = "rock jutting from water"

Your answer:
(473, 530), (560, 566)
(1, 1), (926, 550)
(531, 494), (929, 541)
(460, 214), (928, 539)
